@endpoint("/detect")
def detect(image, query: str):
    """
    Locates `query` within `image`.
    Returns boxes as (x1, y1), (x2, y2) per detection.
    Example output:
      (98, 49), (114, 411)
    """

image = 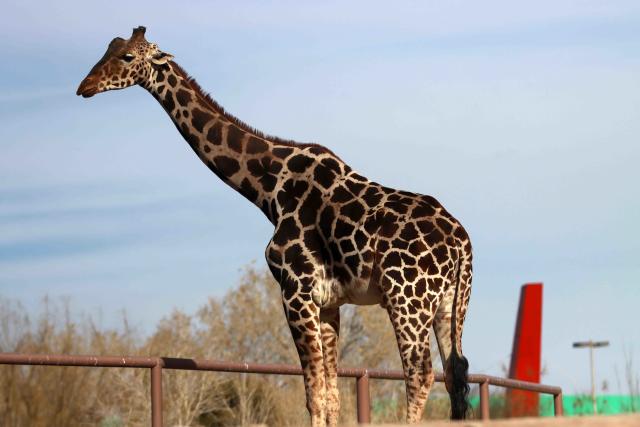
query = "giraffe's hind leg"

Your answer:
(434, 280), (470, 419)
(320, 308), (340, 427)
(384, 286), (437, 423)
(434, 283), (457, 391)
